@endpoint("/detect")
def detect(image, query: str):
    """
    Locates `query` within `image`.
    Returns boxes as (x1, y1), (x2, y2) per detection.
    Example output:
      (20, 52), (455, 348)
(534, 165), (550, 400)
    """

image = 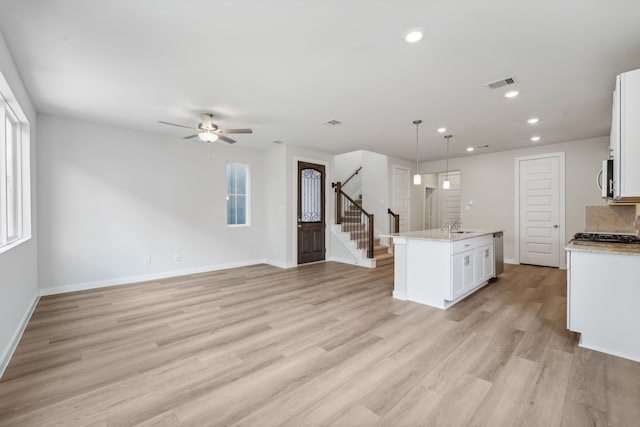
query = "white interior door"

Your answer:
(392, 165), (410, 232)
(518, 155), (561, 267)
